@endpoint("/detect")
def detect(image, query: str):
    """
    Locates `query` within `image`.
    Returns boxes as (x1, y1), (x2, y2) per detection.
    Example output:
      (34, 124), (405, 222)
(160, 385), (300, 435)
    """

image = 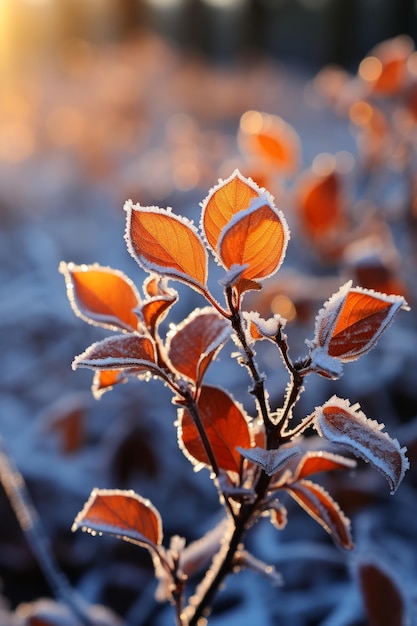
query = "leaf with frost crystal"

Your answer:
(313, 396), (409, 493)
(167, 308), (231, 386)
(284, 479), (353, 549)
(92, 369), (128, 399)
(308, 281), (409, 374)
(59, 262), (140, 332)
(218, 195), (289, 285)
(200, 169), (262, 259)
(72, 334), (166, 380)
(237, 445), (301, 476)
(124, 203), (208, 293)
(72, 488), (162, 549)
(178, 385), (252, 474)
(293, 451), (356, 481)
(243, 311), (285, 343)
